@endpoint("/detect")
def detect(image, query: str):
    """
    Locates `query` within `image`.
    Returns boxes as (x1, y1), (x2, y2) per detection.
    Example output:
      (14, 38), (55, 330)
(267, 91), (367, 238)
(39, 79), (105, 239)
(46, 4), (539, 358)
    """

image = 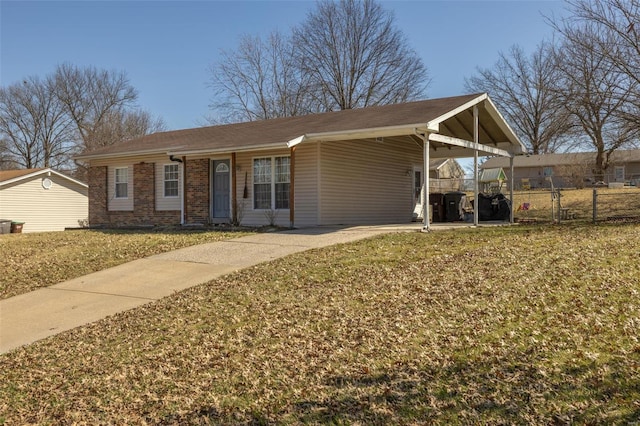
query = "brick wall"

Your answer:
(133, 162), (155, 224)
(185, 158), (210, 224)
(88, 165), (108, 226)
(87, 162), (181, 227)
